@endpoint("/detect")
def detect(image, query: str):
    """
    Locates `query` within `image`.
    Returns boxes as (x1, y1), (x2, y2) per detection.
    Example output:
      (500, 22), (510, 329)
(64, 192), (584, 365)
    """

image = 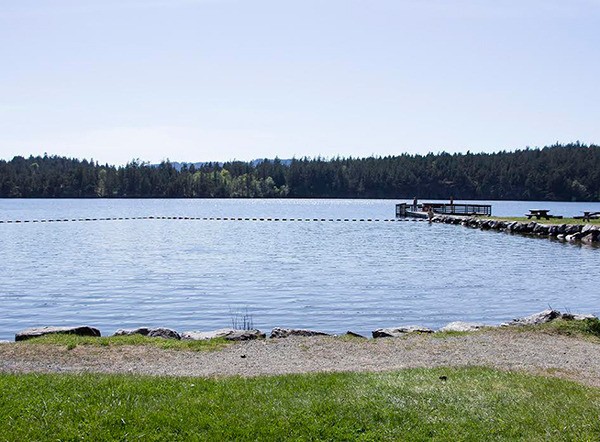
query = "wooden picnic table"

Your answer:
(526, 209), (563, 220)
(574, 211), (600, 221)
